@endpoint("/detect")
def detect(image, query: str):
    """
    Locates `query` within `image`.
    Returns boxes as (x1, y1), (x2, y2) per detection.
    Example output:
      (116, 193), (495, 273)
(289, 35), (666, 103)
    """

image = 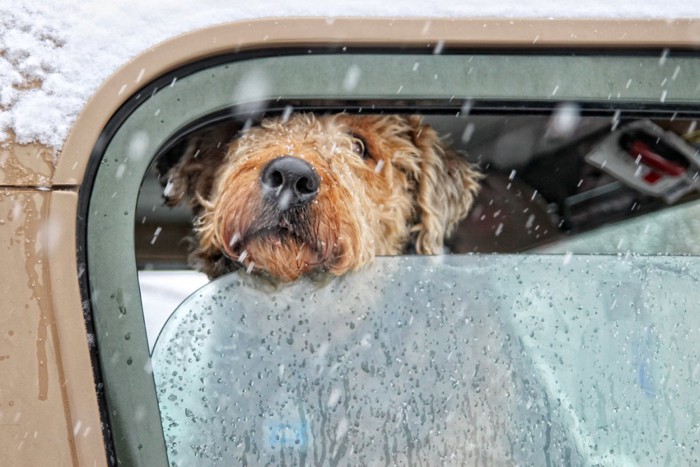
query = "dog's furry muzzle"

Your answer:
(210, 154), (359, 281)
